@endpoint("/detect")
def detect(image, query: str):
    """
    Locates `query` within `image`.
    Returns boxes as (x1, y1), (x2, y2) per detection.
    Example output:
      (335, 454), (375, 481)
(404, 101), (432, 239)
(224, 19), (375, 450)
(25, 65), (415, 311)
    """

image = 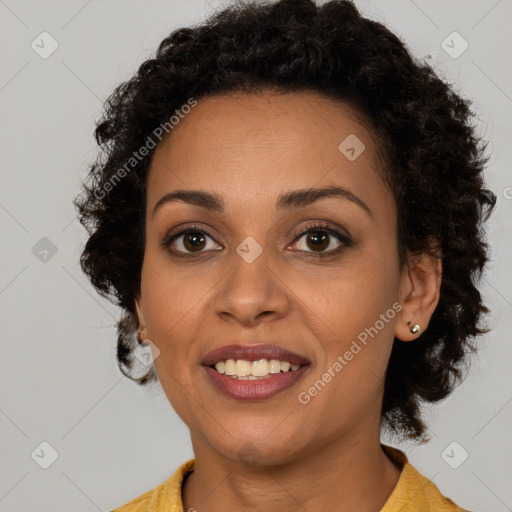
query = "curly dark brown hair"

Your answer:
(74, 0), (496, 441)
